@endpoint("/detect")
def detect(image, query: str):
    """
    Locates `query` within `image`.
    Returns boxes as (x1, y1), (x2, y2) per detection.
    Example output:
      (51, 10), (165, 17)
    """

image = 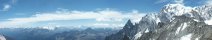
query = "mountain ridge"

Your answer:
(105, 3), (212, 40)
